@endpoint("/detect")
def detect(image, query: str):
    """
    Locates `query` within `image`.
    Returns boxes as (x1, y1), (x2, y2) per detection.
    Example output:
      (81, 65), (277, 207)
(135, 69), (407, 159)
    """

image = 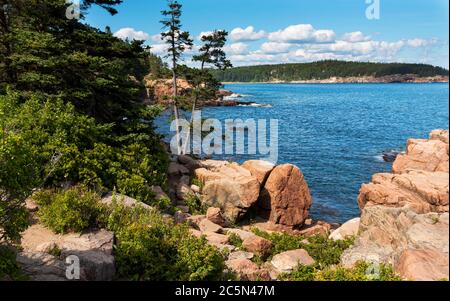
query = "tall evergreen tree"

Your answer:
(160, 0), (193, 155)
(182, 30), (231, 153)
